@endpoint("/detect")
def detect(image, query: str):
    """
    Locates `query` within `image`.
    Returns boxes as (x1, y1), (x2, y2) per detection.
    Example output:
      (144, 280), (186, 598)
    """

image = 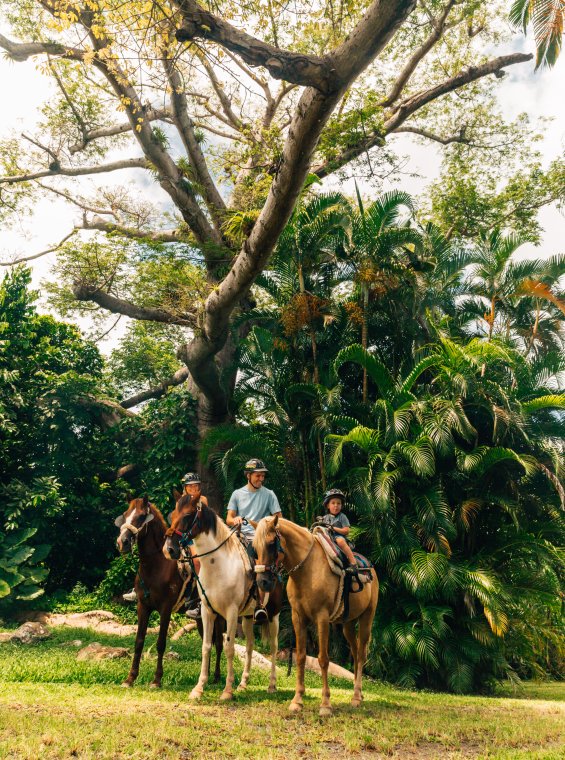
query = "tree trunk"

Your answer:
(362, 283), (369, 402)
